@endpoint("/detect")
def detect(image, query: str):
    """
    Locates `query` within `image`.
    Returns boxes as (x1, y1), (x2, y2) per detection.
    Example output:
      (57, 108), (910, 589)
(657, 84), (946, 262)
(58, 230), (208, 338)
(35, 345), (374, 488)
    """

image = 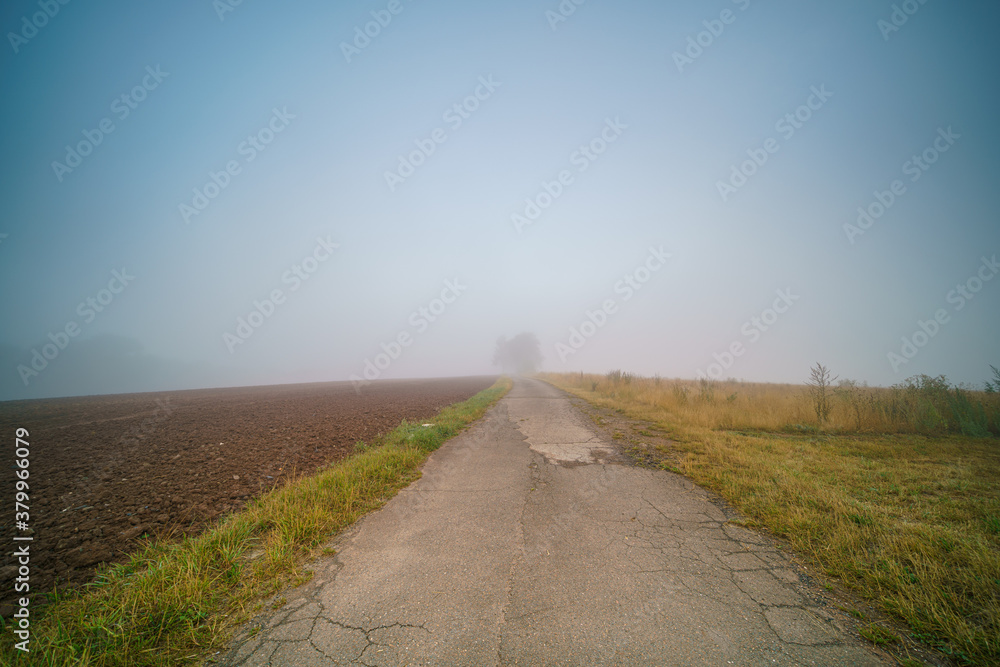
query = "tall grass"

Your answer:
(544, 370), (1000, 665)
(562, 370), (1000, 436)
(0, 378), (511, 666)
